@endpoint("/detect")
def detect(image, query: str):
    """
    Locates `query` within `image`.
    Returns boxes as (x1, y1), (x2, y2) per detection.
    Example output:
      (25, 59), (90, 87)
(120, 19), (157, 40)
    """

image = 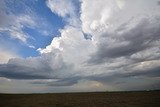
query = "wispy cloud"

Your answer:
(0, 1), (36, 42)
(46, 0), (80, 26)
